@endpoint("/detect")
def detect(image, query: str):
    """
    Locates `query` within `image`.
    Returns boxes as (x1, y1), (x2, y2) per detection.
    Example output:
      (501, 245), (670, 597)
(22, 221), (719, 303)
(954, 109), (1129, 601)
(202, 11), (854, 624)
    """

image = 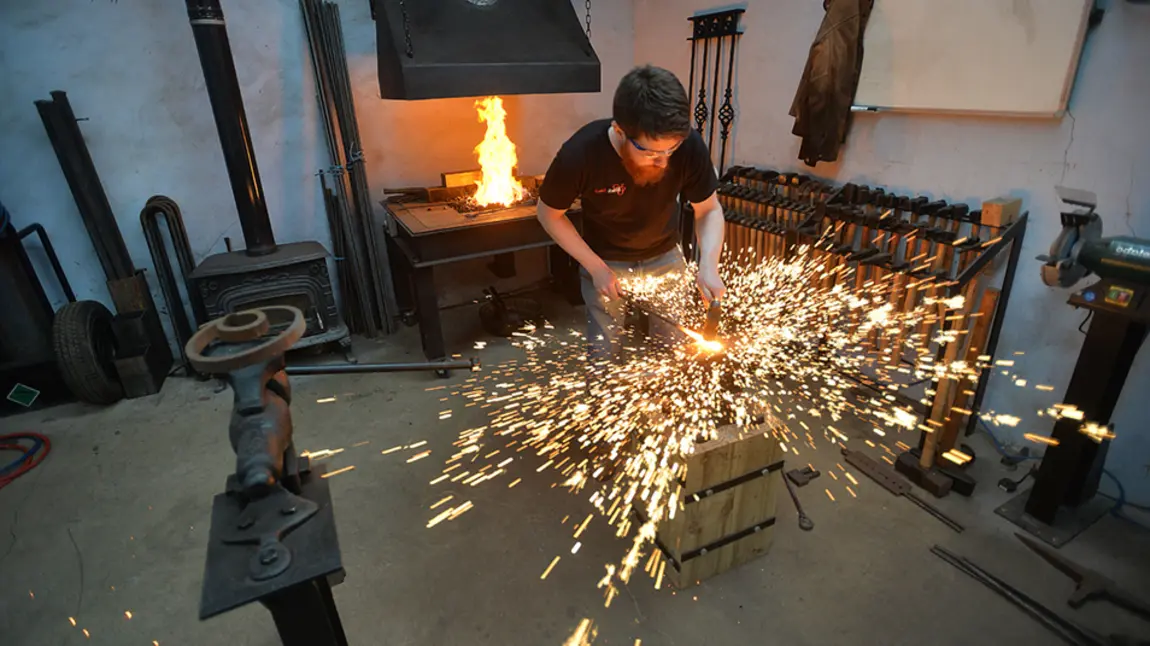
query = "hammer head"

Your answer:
(702, 299), (722, 340)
